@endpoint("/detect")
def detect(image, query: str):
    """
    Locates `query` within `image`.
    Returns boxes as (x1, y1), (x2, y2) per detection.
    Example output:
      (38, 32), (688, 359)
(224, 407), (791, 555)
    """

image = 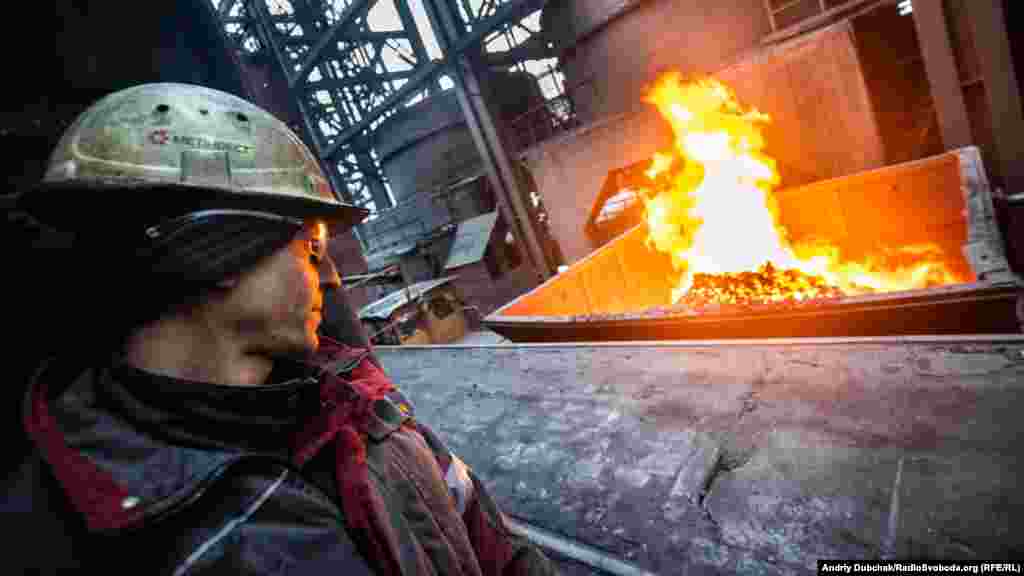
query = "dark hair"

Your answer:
(74, 210), (302, 353)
